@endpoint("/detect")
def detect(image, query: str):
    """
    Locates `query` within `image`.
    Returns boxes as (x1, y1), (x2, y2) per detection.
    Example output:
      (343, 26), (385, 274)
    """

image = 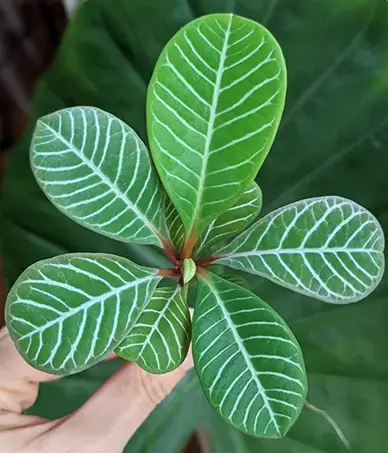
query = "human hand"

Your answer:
(0, 326), (193, 453)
